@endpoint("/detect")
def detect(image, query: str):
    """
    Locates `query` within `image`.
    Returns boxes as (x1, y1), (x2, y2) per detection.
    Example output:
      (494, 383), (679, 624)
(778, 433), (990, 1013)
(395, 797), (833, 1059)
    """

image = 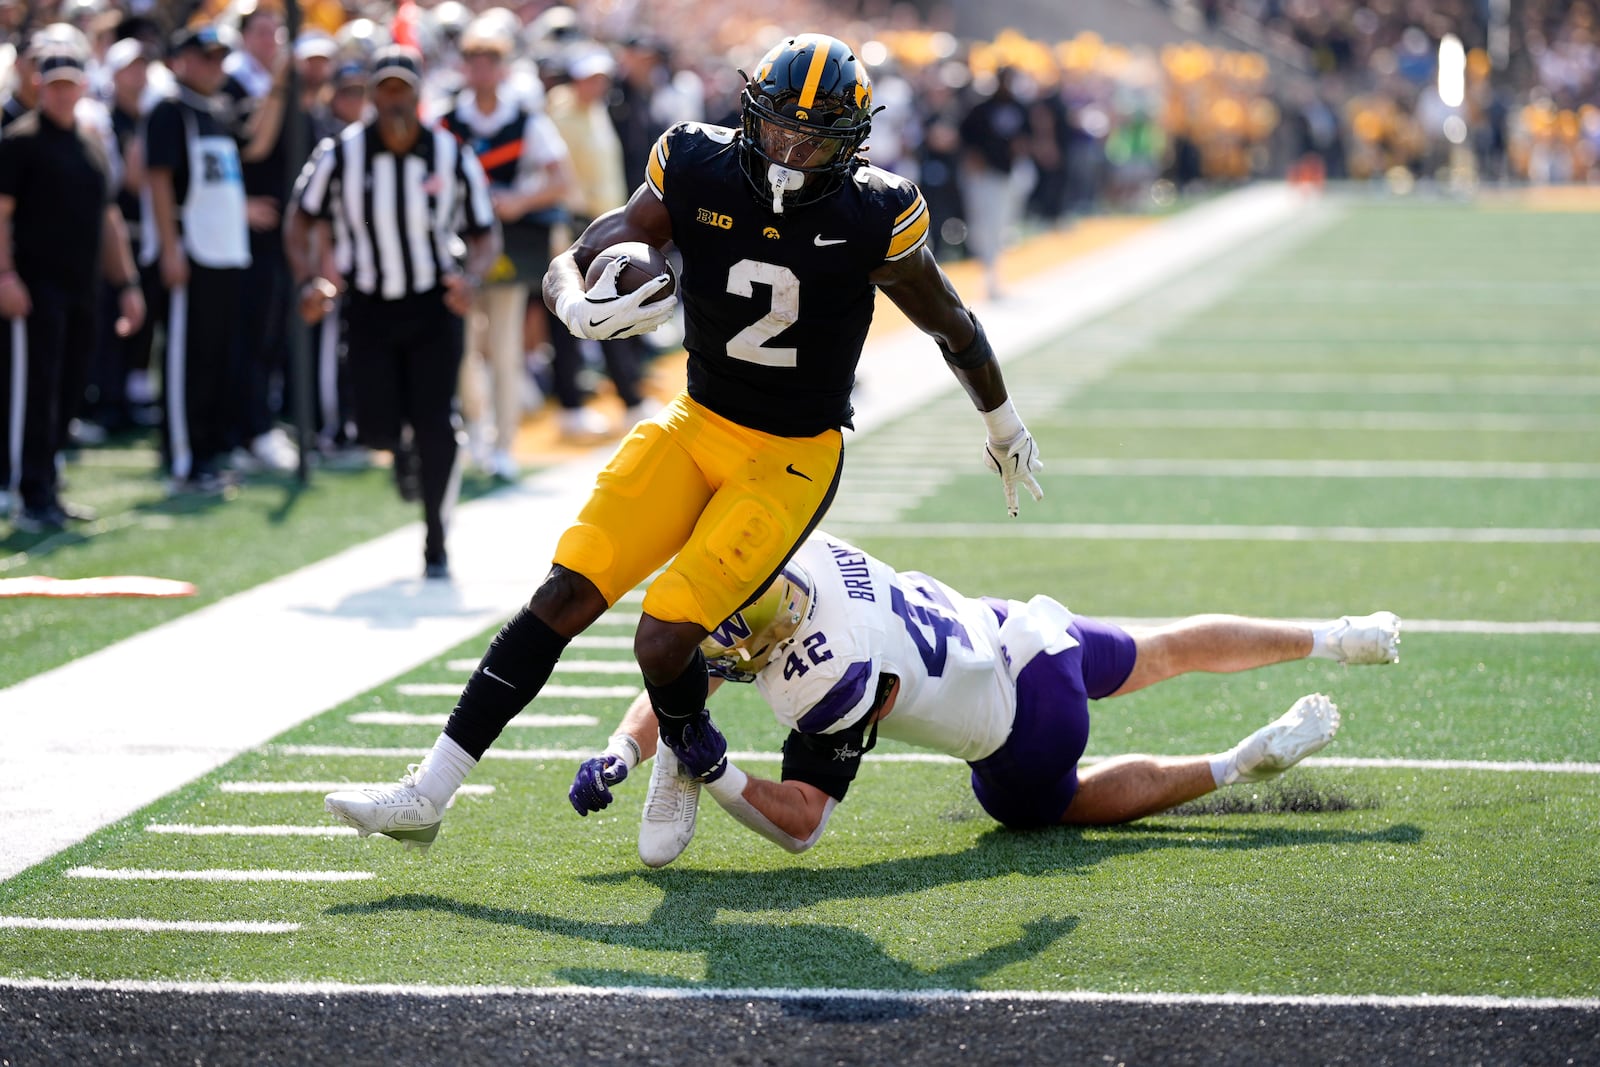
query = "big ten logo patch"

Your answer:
(696, 208), (734, 229)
